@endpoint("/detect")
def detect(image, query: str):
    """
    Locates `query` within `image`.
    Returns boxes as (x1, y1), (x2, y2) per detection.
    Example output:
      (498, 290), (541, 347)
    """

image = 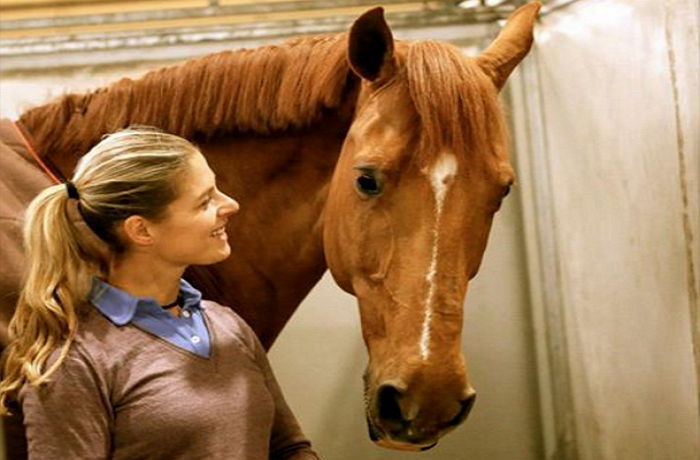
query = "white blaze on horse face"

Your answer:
(420, 152), (458, 361)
